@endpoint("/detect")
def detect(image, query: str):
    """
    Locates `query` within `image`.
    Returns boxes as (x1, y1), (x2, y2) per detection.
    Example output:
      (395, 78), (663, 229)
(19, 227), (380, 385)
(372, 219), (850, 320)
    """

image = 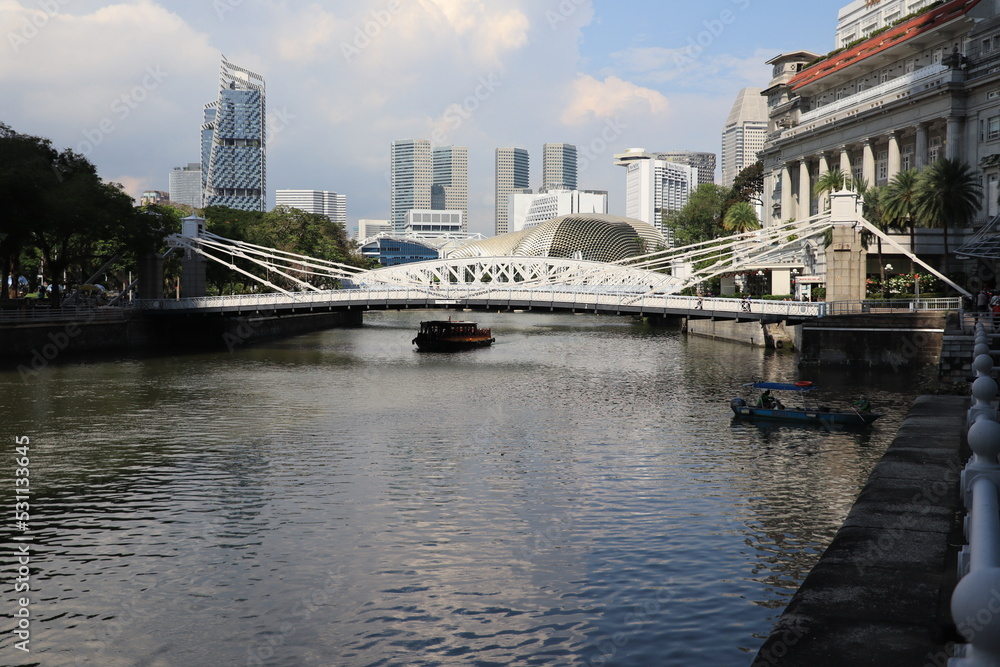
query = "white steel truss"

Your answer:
(167, 206), (968, 297)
